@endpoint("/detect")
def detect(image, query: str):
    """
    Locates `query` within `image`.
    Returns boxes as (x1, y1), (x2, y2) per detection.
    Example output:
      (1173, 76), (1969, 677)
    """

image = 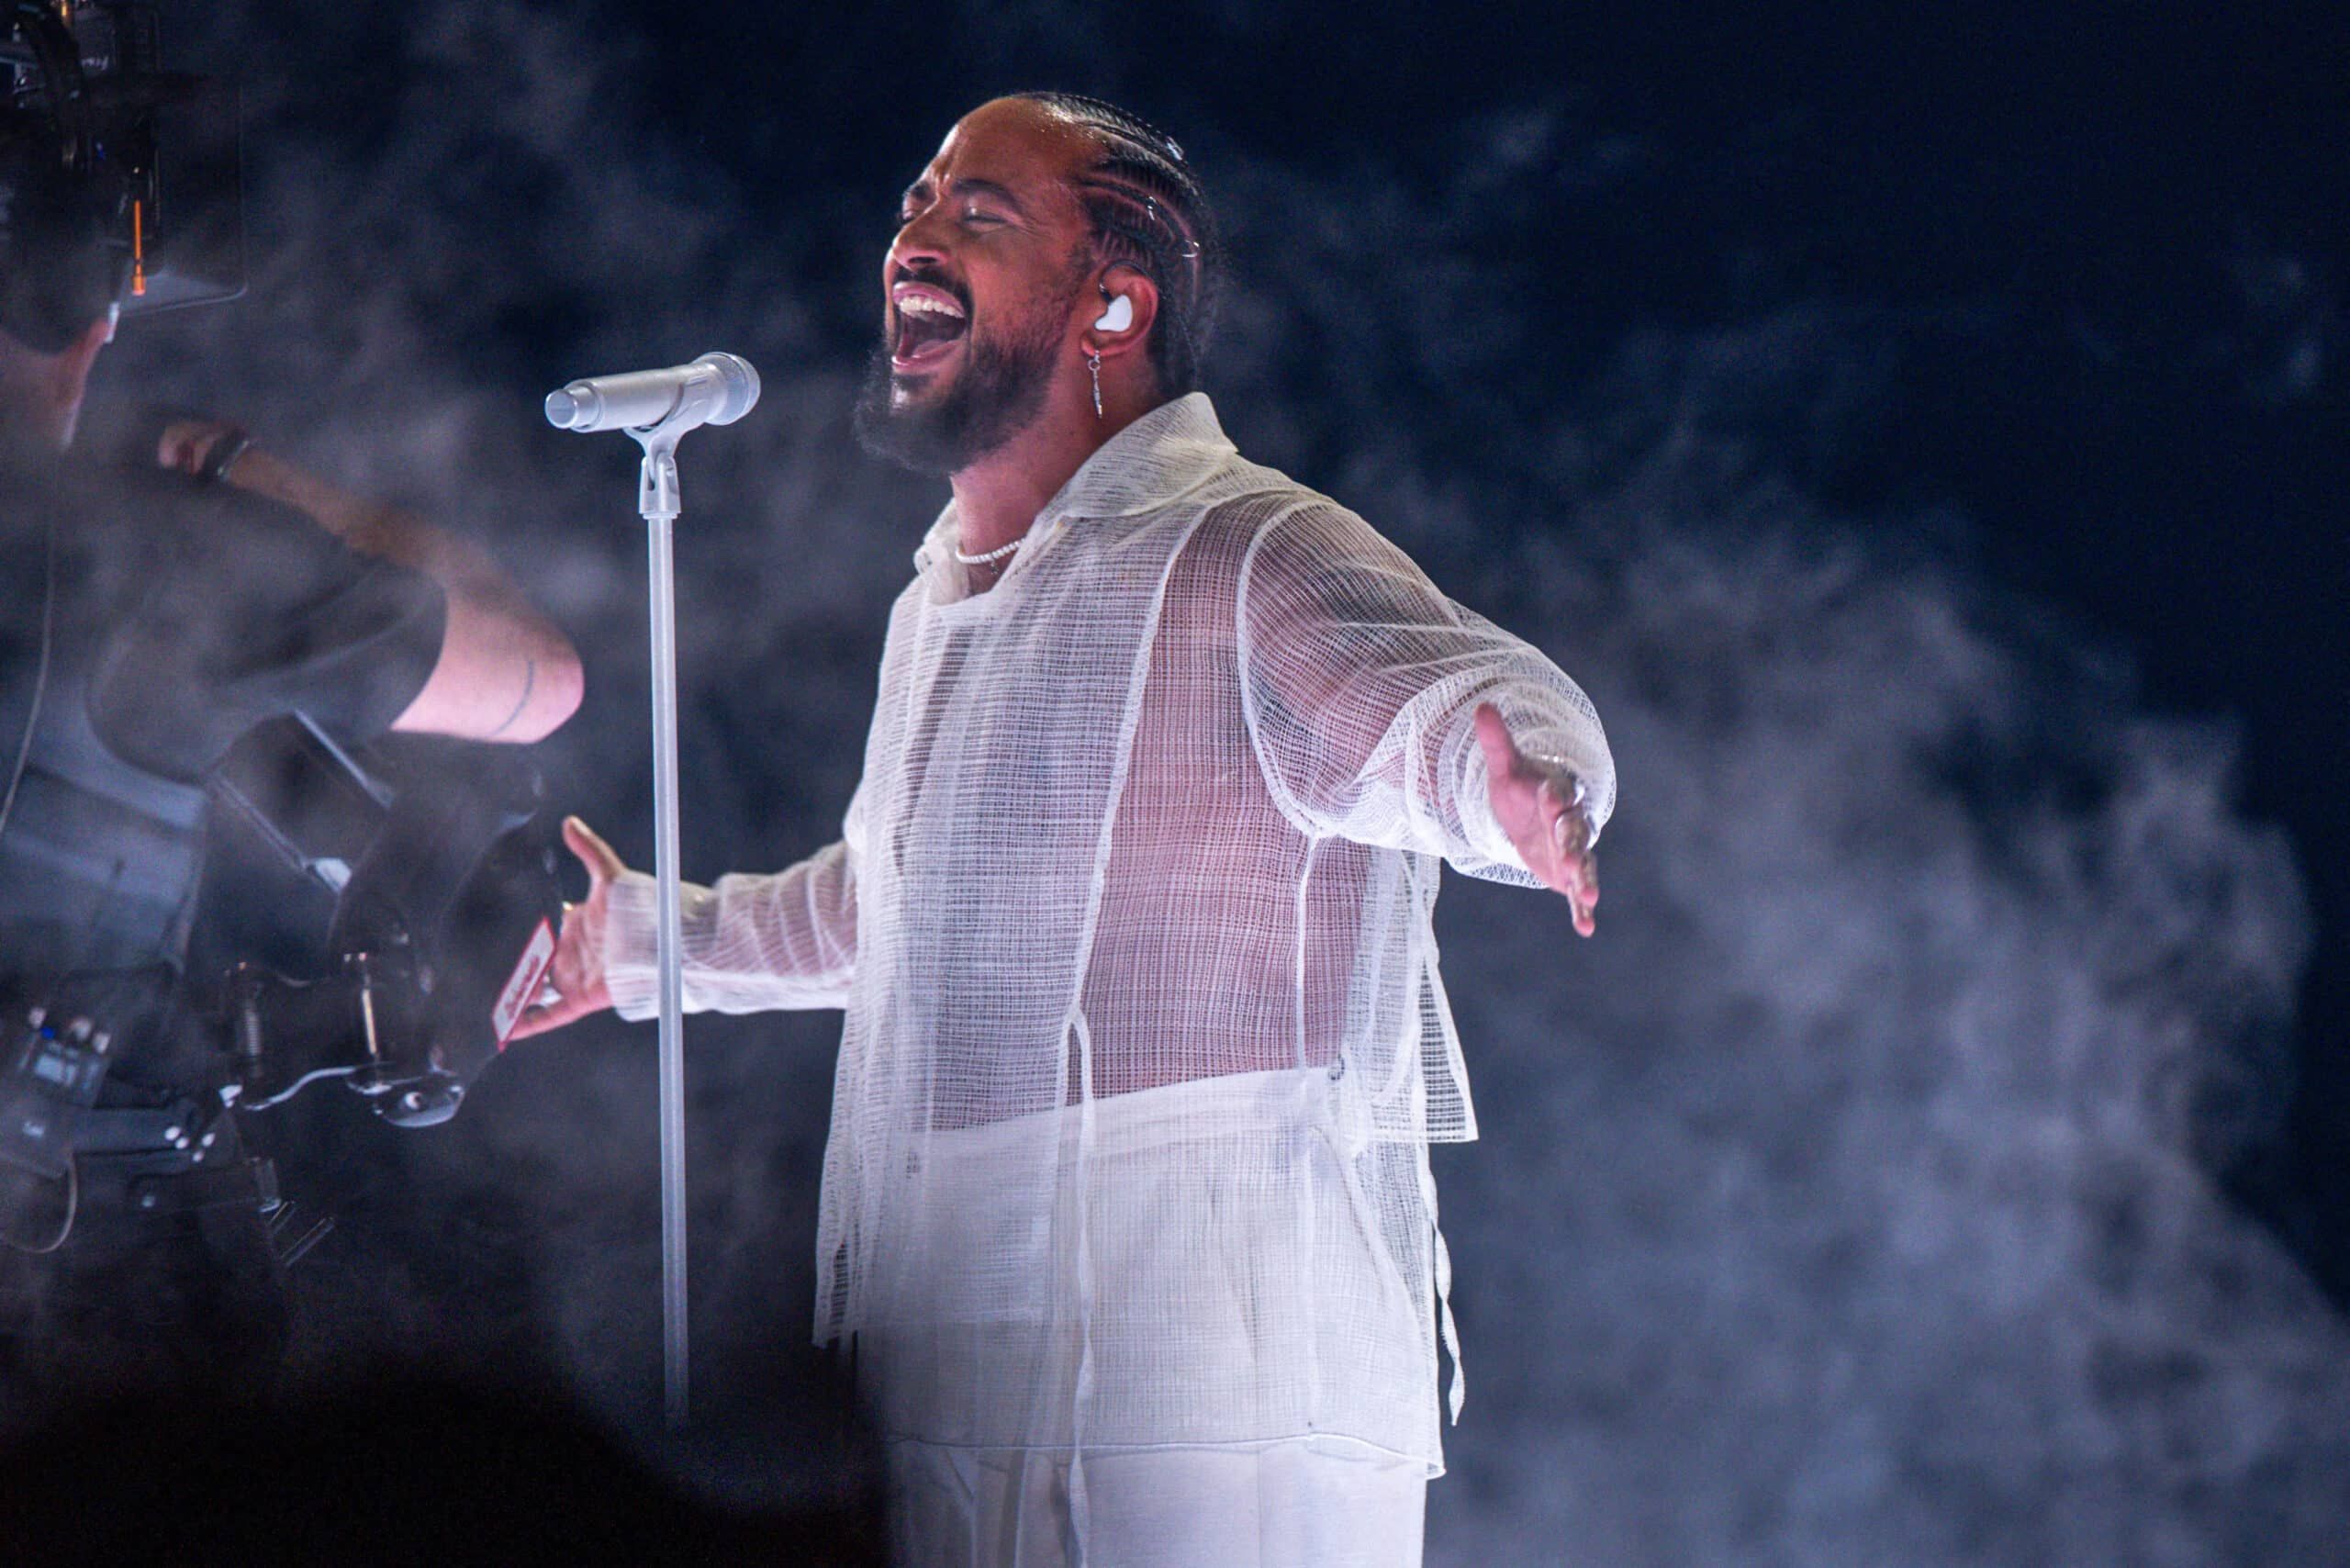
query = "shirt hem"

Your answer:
(875, 1429), (1445, 1480)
